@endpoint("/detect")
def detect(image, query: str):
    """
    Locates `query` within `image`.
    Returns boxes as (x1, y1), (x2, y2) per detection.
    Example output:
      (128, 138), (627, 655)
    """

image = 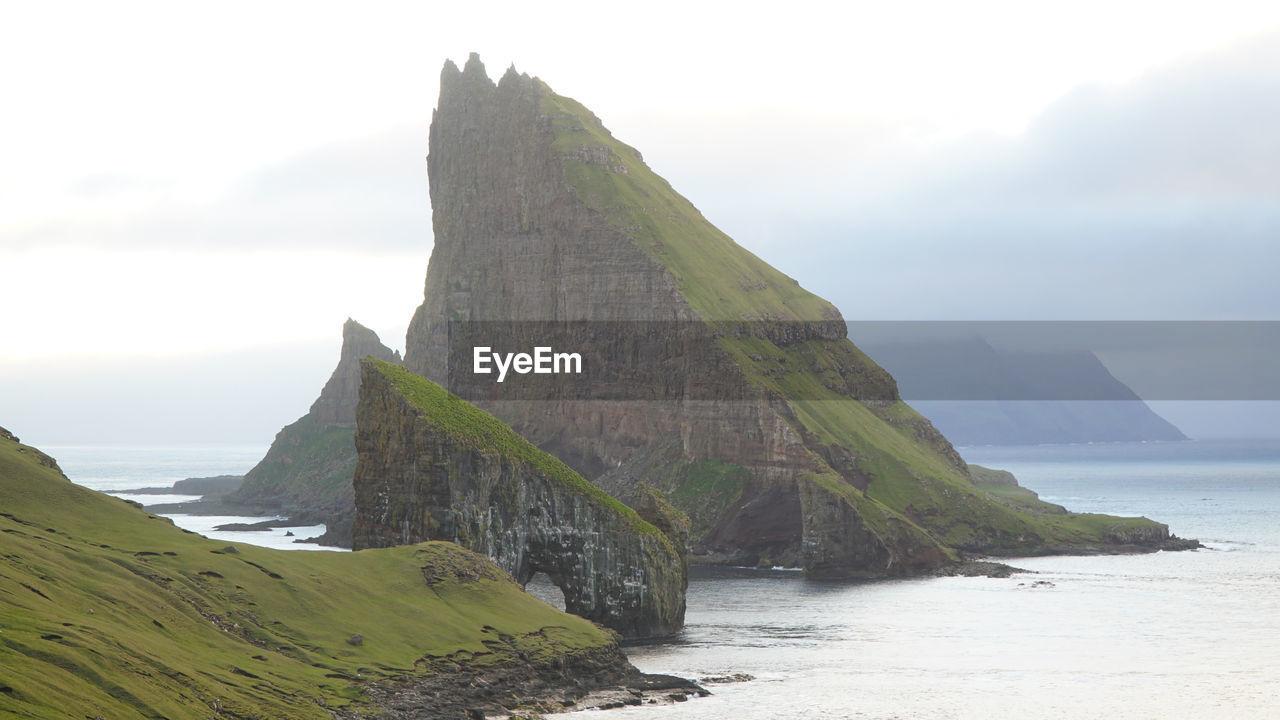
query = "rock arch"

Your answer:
(351, 360), (686, 639)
